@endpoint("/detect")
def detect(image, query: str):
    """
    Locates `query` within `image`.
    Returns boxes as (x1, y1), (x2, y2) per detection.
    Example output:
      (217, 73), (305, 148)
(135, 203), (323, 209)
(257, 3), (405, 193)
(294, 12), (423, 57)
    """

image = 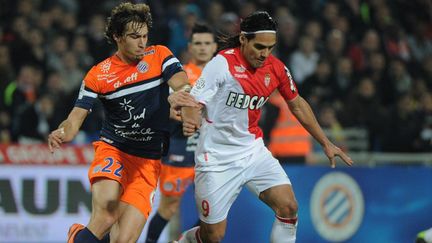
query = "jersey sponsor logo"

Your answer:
(226, 91), (269, 110)
(114, 72), (138, 88)
(100, 59), (112, 73)
(143, 49), (155, 56)
(97, 73), (119, 83)
(264, 73), (271, 87)
(137, 61), (149, 73)
(234, 73), (248, 79)
(310, 172), (364, 242)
